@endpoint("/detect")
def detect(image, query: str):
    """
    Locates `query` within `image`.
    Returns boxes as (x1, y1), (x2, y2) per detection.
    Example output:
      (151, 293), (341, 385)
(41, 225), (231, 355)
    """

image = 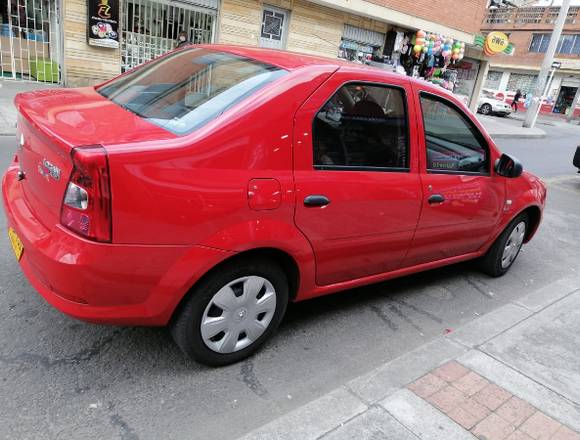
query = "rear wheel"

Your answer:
(170, 258), (289, 366)
(480, 103), (492, 115)
(480, 213), (528, 277)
